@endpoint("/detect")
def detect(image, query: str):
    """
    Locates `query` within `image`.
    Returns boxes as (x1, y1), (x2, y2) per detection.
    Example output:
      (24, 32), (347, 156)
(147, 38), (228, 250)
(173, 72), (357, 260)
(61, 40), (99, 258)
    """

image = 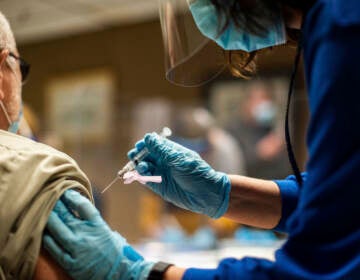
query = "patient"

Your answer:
(0, 12), (93, 279)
